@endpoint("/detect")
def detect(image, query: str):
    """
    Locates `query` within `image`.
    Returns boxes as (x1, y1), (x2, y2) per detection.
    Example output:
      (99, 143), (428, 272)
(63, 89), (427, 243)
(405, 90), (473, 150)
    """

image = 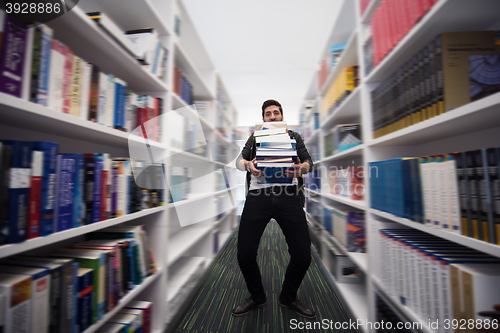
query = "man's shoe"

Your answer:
(278, 298), (316, 319)
(232, 297), (267, 316)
